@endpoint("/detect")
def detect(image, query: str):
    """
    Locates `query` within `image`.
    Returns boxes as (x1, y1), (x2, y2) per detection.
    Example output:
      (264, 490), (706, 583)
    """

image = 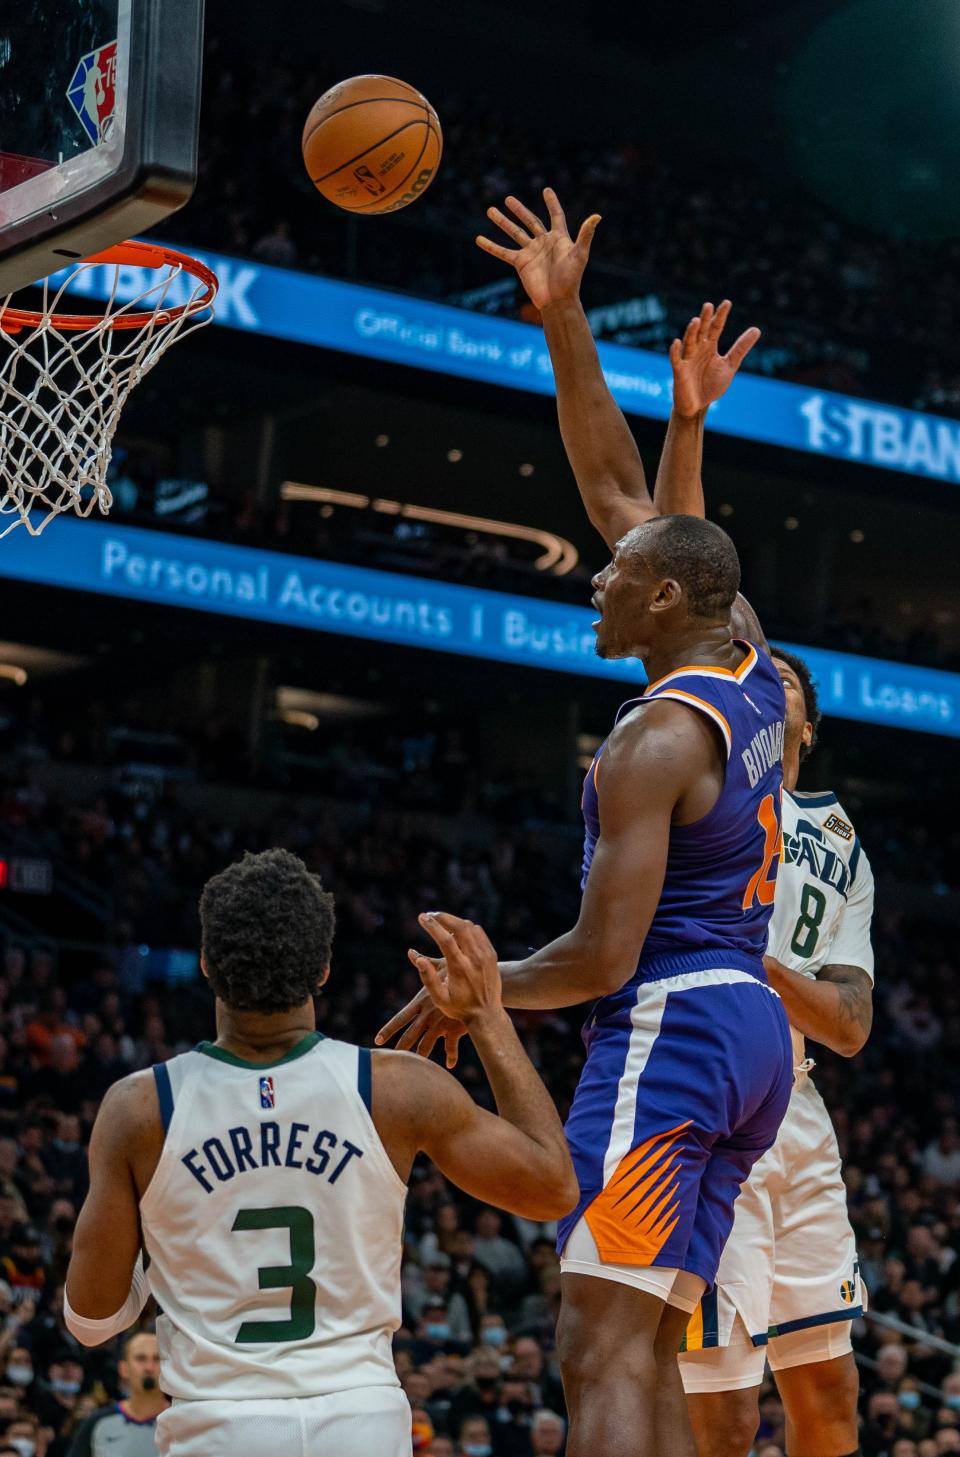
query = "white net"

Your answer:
(0, 248), (217, 538)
